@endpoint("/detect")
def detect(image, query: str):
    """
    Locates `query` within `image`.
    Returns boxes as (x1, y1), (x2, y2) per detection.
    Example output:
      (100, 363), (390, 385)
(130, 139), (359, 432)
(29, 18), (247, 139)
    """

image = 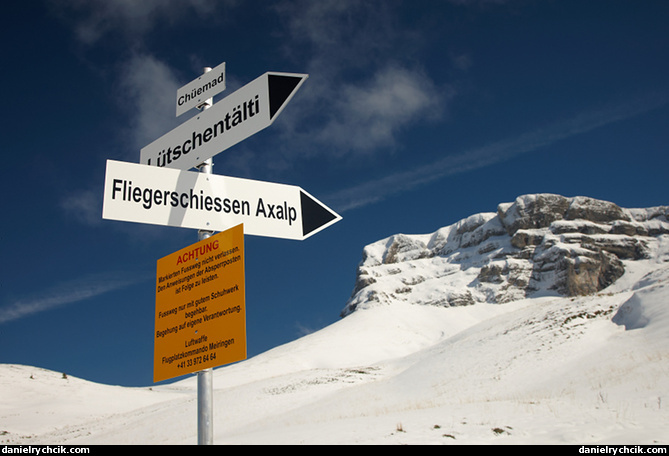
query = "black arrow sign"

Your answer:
(301, 191), (340, 238)
(269, 74), (305, 121)
(141, 72), (309, 171)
